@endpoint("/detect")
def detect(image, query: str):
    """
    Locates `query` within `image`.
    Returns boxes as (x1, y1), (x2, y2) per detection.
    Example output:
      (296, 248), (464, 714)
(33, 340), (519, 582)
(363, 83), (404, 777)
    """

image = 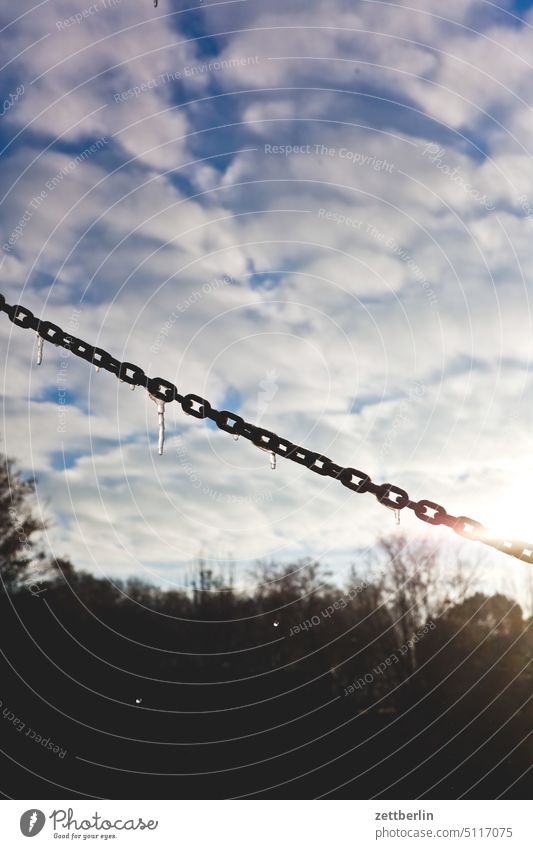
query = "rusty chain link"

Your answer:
(1, 292), (531, 566)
